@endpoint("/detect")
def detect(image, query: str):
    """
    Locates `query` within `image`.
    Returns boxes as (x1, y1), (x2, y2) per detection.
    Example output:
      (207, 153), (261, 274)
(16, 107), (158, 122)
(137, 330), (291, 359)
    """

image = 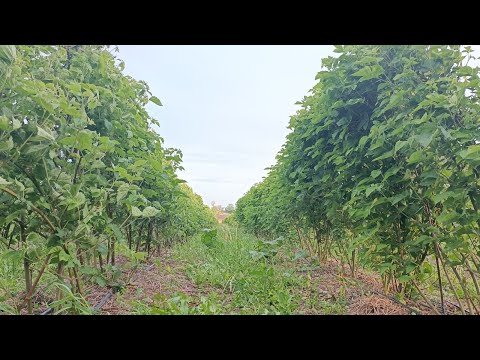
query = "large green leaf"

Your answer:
(143, 206), (160, 218)
(149, 96), (163, 106)
(77, 130), (93, 151)
(0, 176), (11, 186)
(116, 183), (130, 204)
(436, 211), (459, 225)
(0, 116), (8, 130)
(394, 140), (408, 153)
(459, 144), (480, 160)
(0, 137), (13, 152)
(36, 126), (55, 141)
(132, 206), (142, 217)
(416, 129), (435, 147)
(352, 65), (384, 82)
(407, 151), (423, 164)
